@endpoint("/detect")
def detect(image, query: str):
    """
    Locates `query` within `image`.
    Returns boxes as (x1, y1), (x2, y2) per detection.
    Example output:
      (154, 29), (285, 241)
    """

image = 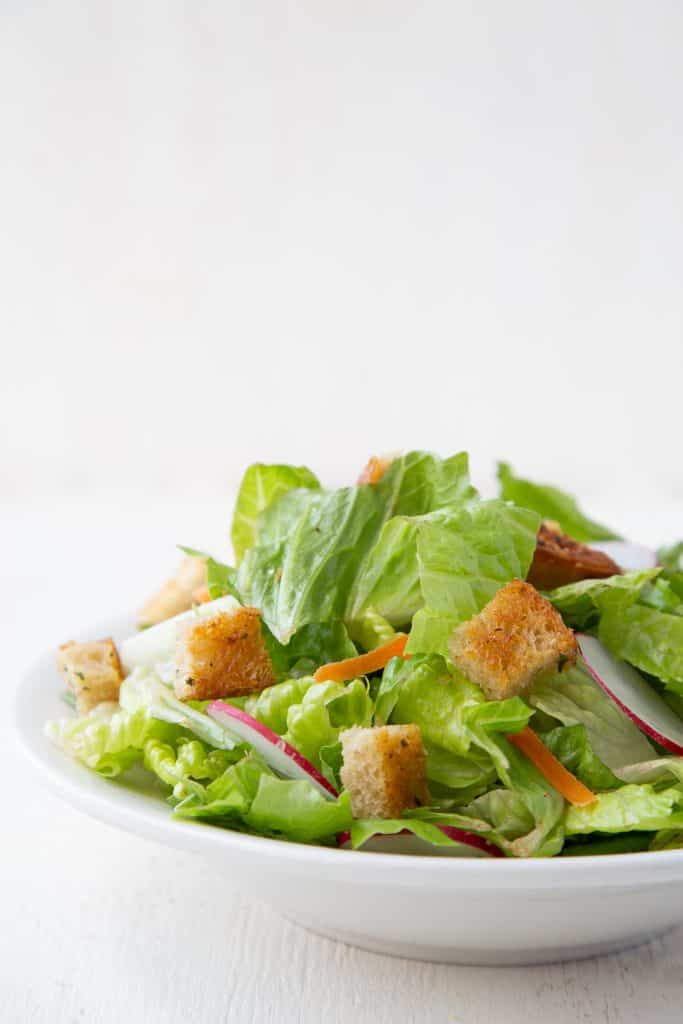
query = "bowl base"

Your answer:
(283, 913), (671, 965)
